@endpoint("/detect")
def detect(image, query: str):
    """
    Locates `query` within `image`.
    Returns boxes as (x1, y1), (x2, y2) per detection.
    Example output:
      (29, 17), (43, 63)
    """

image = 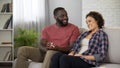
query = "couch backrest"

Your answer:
(103, 27), (120, 64)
